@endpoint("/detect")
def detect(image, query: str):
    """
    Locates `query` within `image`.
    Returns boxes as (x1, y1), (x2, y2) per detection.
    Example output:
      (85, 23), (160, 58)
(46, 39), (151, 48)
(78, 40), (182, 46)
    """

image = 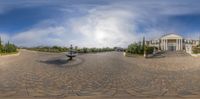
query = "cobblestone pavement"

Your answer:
(1, 50), (200, 99)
